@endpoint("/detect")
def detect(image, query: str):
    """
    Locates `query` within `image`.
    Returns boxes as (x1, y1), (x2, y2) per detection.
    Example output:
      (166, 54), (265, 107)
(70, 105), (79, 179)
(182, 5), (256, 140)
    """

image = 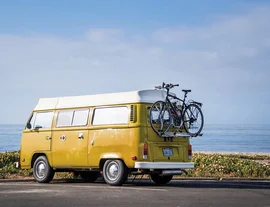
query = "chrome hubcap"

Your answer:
(107, 162), (119, 181)
(36, 161), (46, 179)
